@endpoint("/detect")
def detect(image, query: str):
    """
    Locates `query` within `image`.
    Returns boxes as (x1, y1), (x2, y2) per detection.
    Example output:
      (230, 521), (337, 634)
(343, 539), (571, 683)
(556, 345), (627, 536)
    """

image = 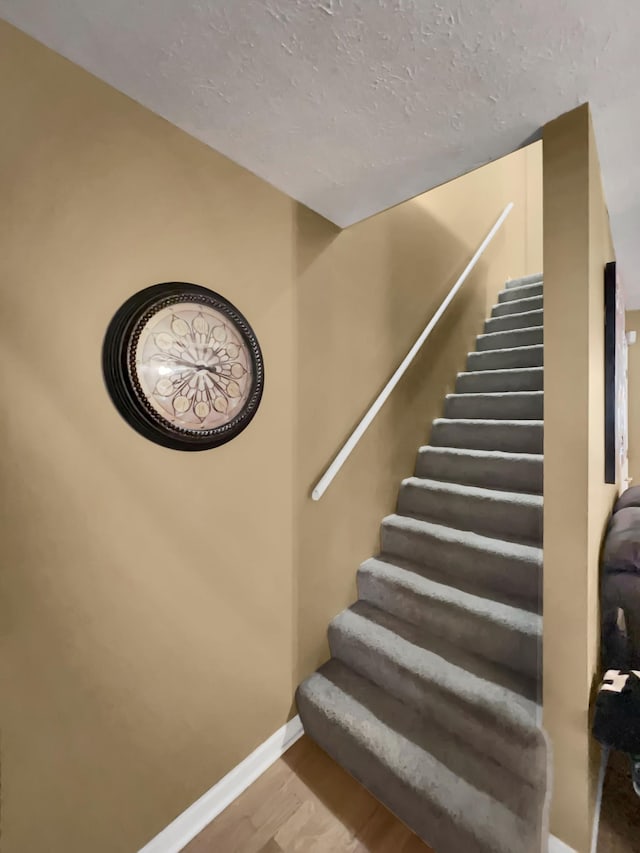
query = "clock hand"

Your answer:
(157, 358), (224, 376)
(157, 358), (197, 370)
